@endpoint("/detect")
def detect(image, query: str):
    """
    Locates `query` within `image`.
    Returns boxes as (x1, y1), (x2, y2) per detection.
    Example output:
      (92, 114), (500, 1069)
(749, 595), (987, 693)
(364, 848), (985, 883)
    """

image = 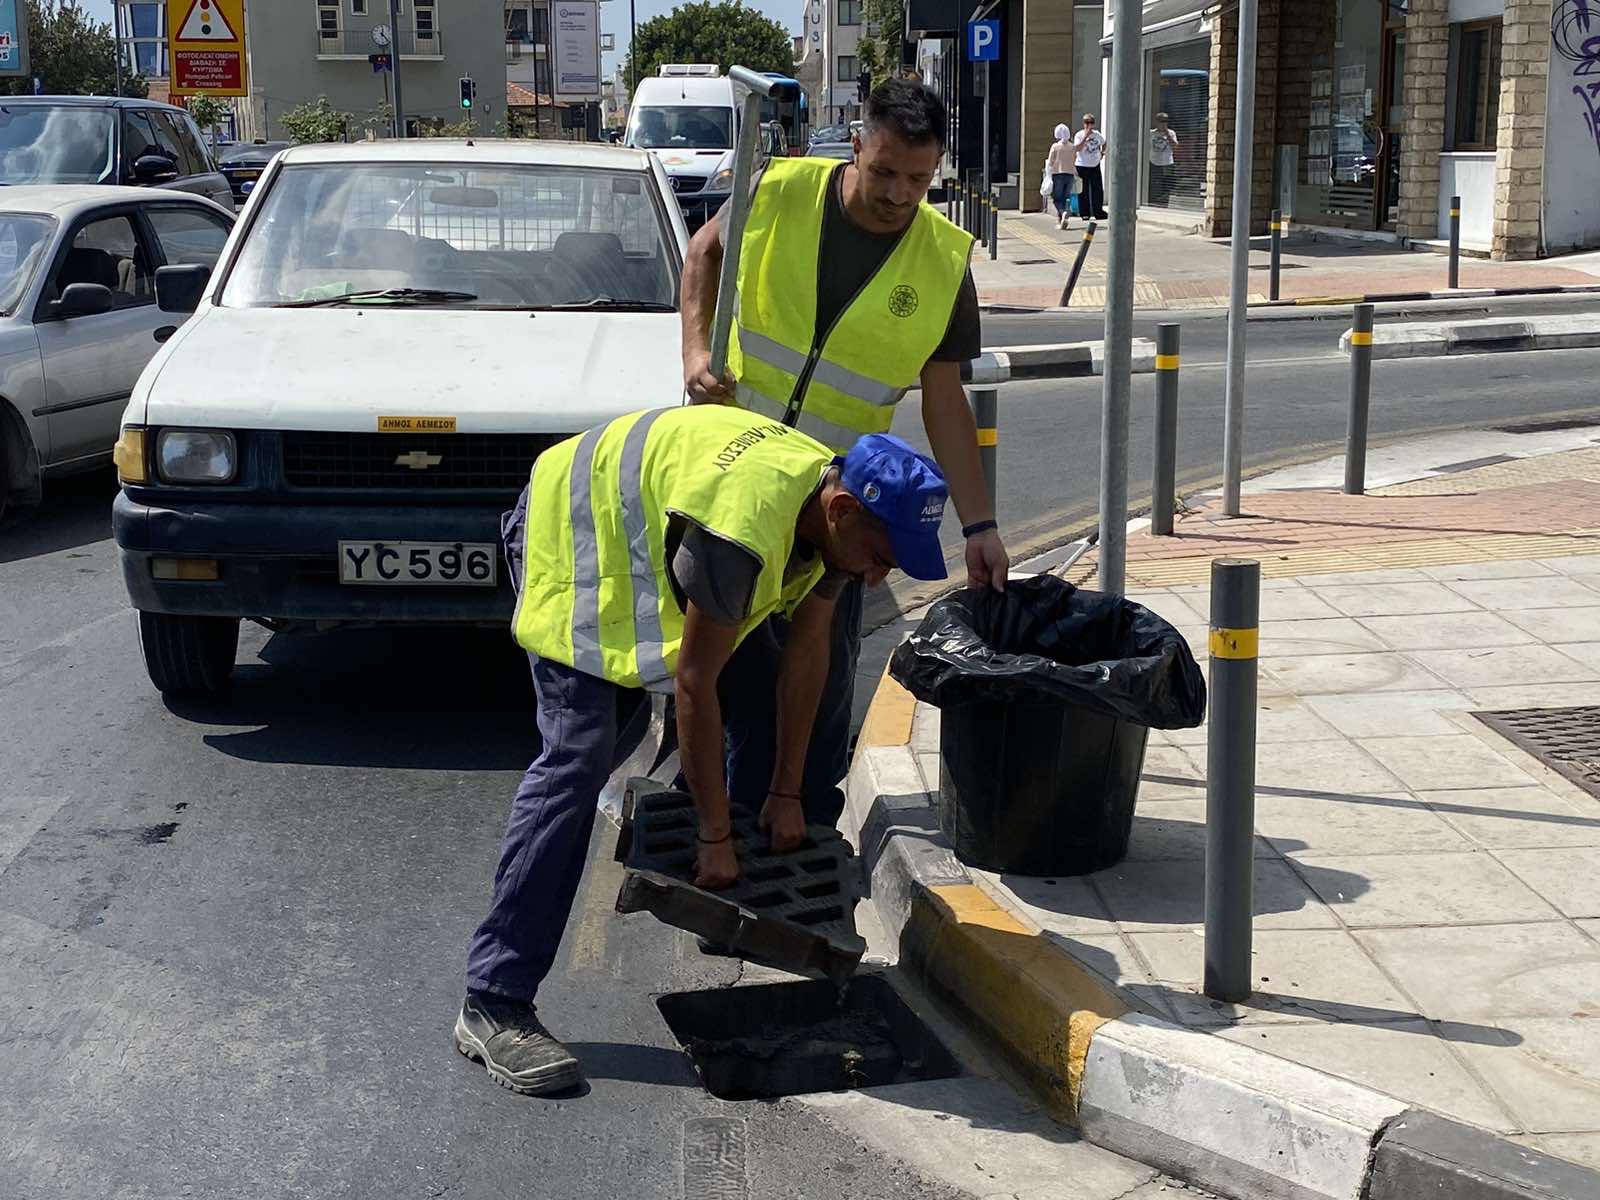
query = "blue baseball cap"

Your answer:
(838, 434), (949, 582)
